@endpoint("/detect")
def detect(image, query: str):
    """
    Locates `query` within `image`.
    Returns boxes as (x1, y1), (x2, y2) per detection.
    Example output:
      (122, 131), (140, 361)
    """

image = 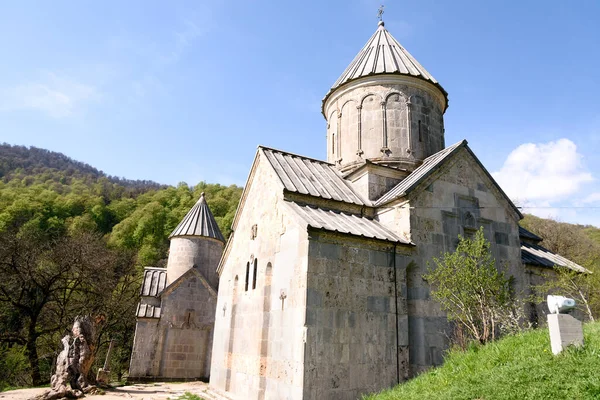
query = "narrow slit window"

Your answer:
(252, 259), (258, 290)
(418, 120), (422, 142)
(332, 134), (336, 154)
(245, 262), (250, 291)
